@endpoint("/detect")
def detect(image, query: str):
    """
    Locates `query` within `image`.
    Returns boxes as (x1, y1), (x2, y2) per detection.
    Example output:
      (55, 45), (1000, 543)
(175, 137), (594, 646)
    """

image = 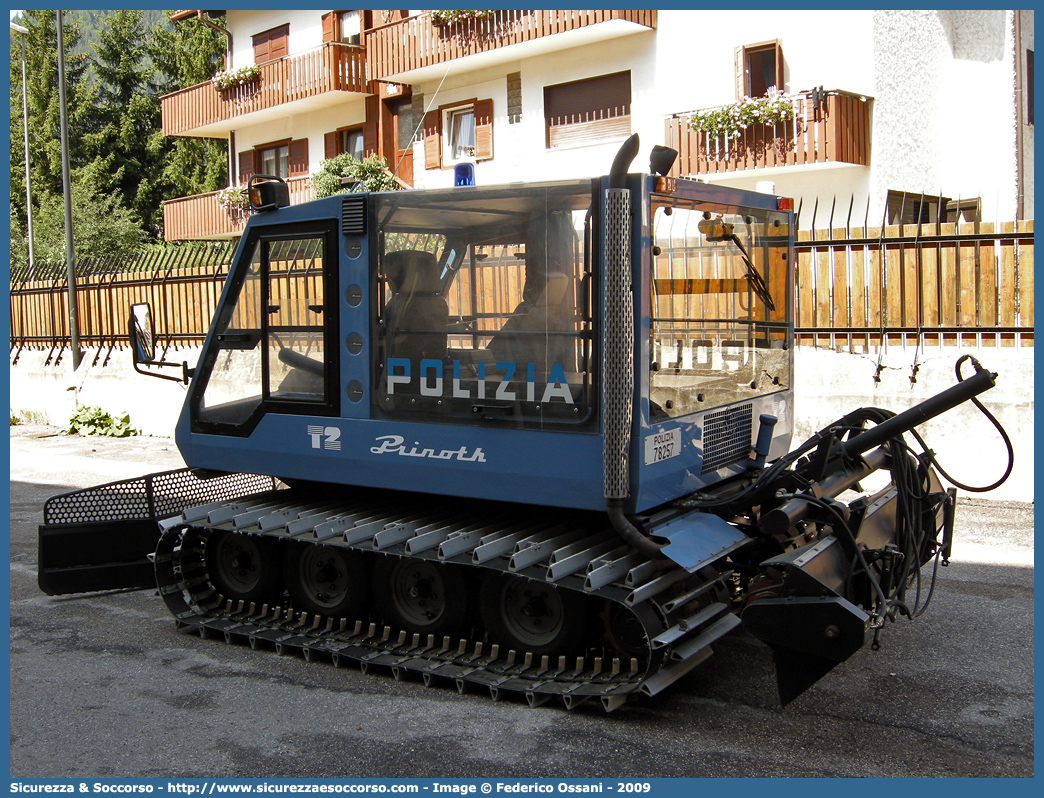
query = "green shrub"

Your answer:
(312, 153), (400, 198)
(67, 406), (137, 437)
